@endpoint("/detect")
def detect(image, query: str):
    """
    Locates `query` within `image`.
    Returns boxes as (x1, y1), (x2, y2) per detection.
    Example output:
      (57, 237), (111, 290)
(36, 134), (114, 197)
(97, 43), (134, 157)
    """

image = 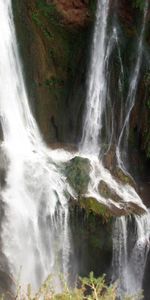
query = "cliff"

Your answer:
(12, 0), (150, 179)
(12, 0), (95, 145)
